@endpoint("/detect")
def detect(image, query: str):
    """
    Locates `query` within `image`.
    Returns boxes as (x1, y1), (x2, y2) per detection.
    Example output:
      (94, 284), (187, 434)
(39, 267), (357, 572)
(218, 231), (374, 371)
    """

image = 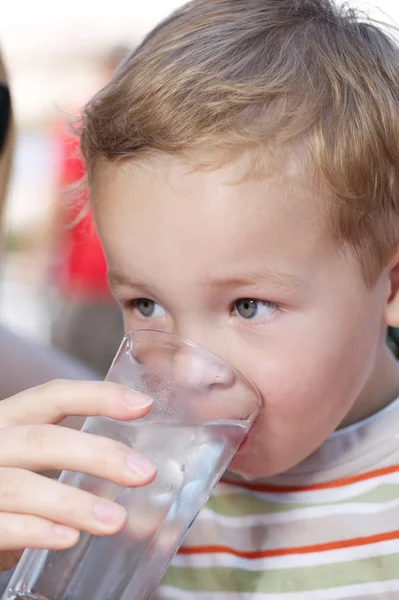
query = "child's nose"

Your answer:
(172, 346), (236, 392)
